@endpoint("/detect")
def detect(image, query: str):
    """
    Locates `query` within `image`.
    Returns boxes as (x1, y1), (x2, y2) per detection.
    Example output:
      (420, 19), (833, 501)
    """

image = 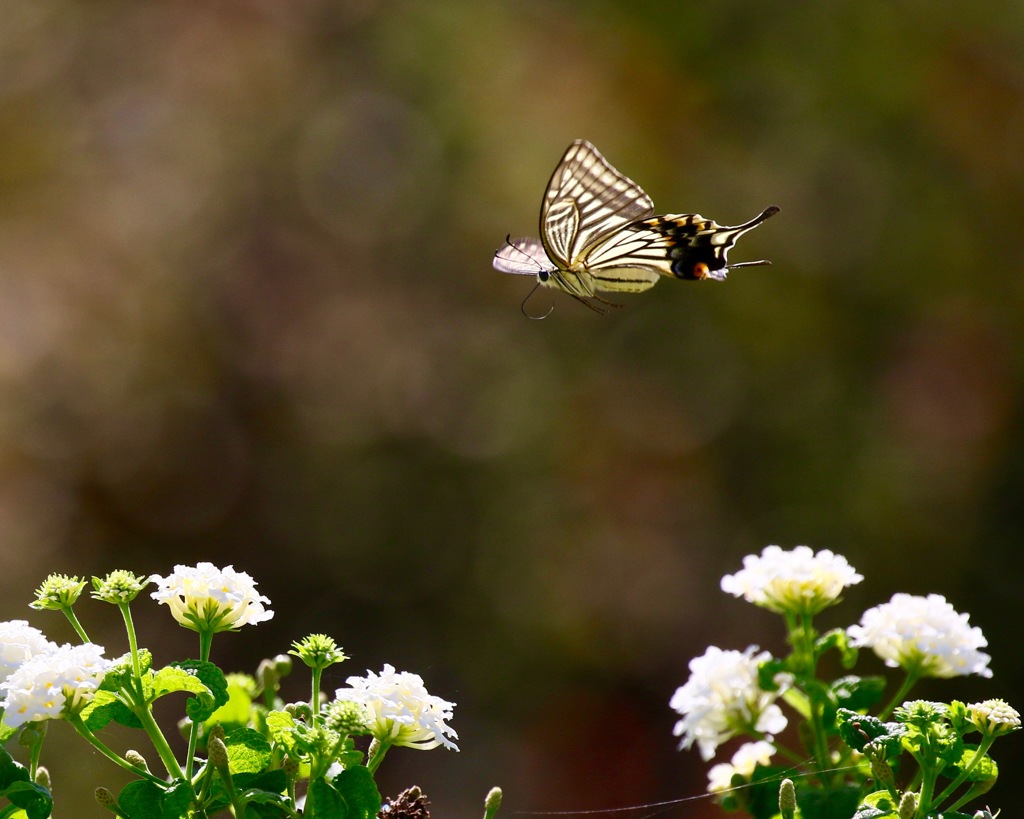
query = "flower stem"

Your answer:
(878, 670), (919, 721)
(932, 734), (996, 808)
(366, 738), (391, 774)
(62, 607), (91, 644)
(185, 629), (215, 782)
(311, 666), (323, 719)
